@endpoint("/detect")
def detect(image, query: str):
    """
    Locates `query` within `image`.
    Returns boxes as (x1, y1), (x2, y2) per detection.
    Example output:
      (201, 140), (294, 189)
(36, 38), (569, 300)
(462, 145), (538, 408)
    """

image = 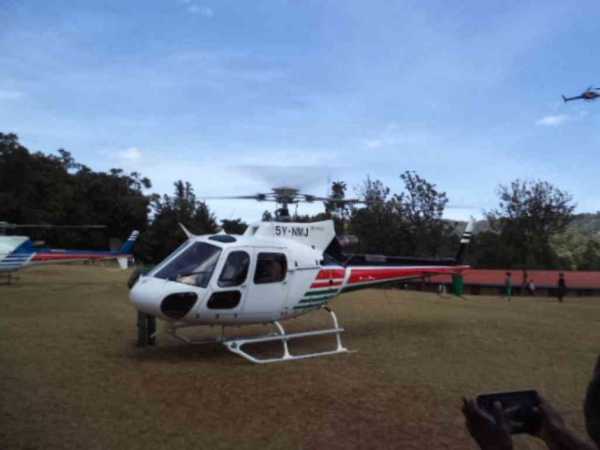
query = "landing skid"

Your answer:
(167, 307), (351, 364)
